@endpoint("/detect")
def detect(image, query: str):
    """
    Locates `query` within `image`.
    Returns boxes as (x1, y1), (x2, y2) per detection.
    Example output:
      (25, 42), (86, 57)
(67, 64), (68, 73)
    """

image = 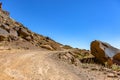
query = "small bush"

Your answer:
(63, 45), (73, 49)
(111, 64), (120, 71)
